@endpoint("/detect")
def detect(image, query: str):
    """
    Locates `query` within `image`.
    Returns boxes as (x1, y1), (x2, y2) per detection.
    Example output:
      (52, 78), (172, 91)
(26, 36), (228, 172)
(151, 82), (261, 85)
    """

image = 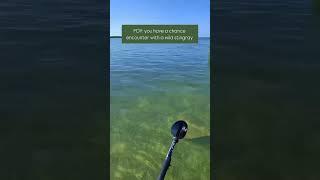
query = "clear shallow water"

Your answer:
(110, 38), (210, 179)
(2, 0), (319, 179)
